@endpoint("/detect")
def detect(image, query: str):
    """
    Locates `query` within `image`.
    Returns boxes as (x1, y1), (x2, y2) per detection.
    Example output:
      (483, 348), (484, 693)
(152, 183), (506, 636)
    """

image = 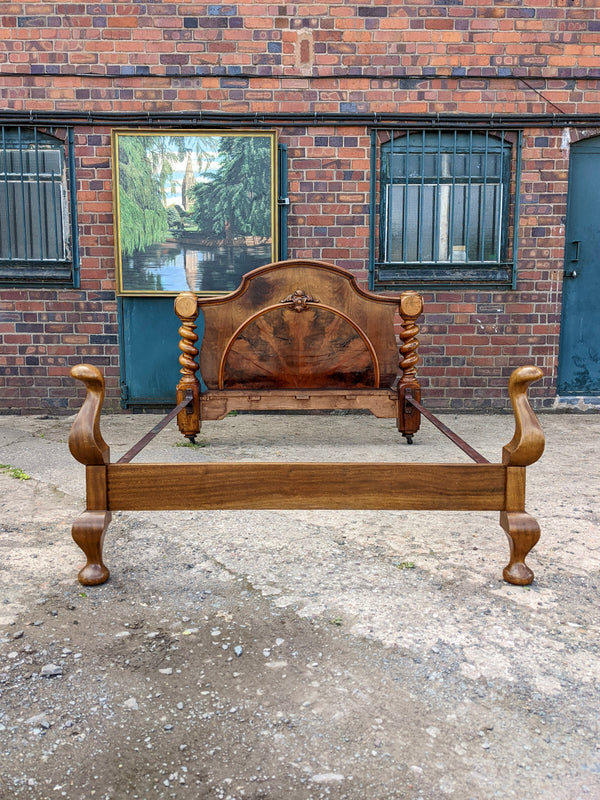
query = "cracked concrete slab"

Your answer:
(1, 409), (599, 799)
